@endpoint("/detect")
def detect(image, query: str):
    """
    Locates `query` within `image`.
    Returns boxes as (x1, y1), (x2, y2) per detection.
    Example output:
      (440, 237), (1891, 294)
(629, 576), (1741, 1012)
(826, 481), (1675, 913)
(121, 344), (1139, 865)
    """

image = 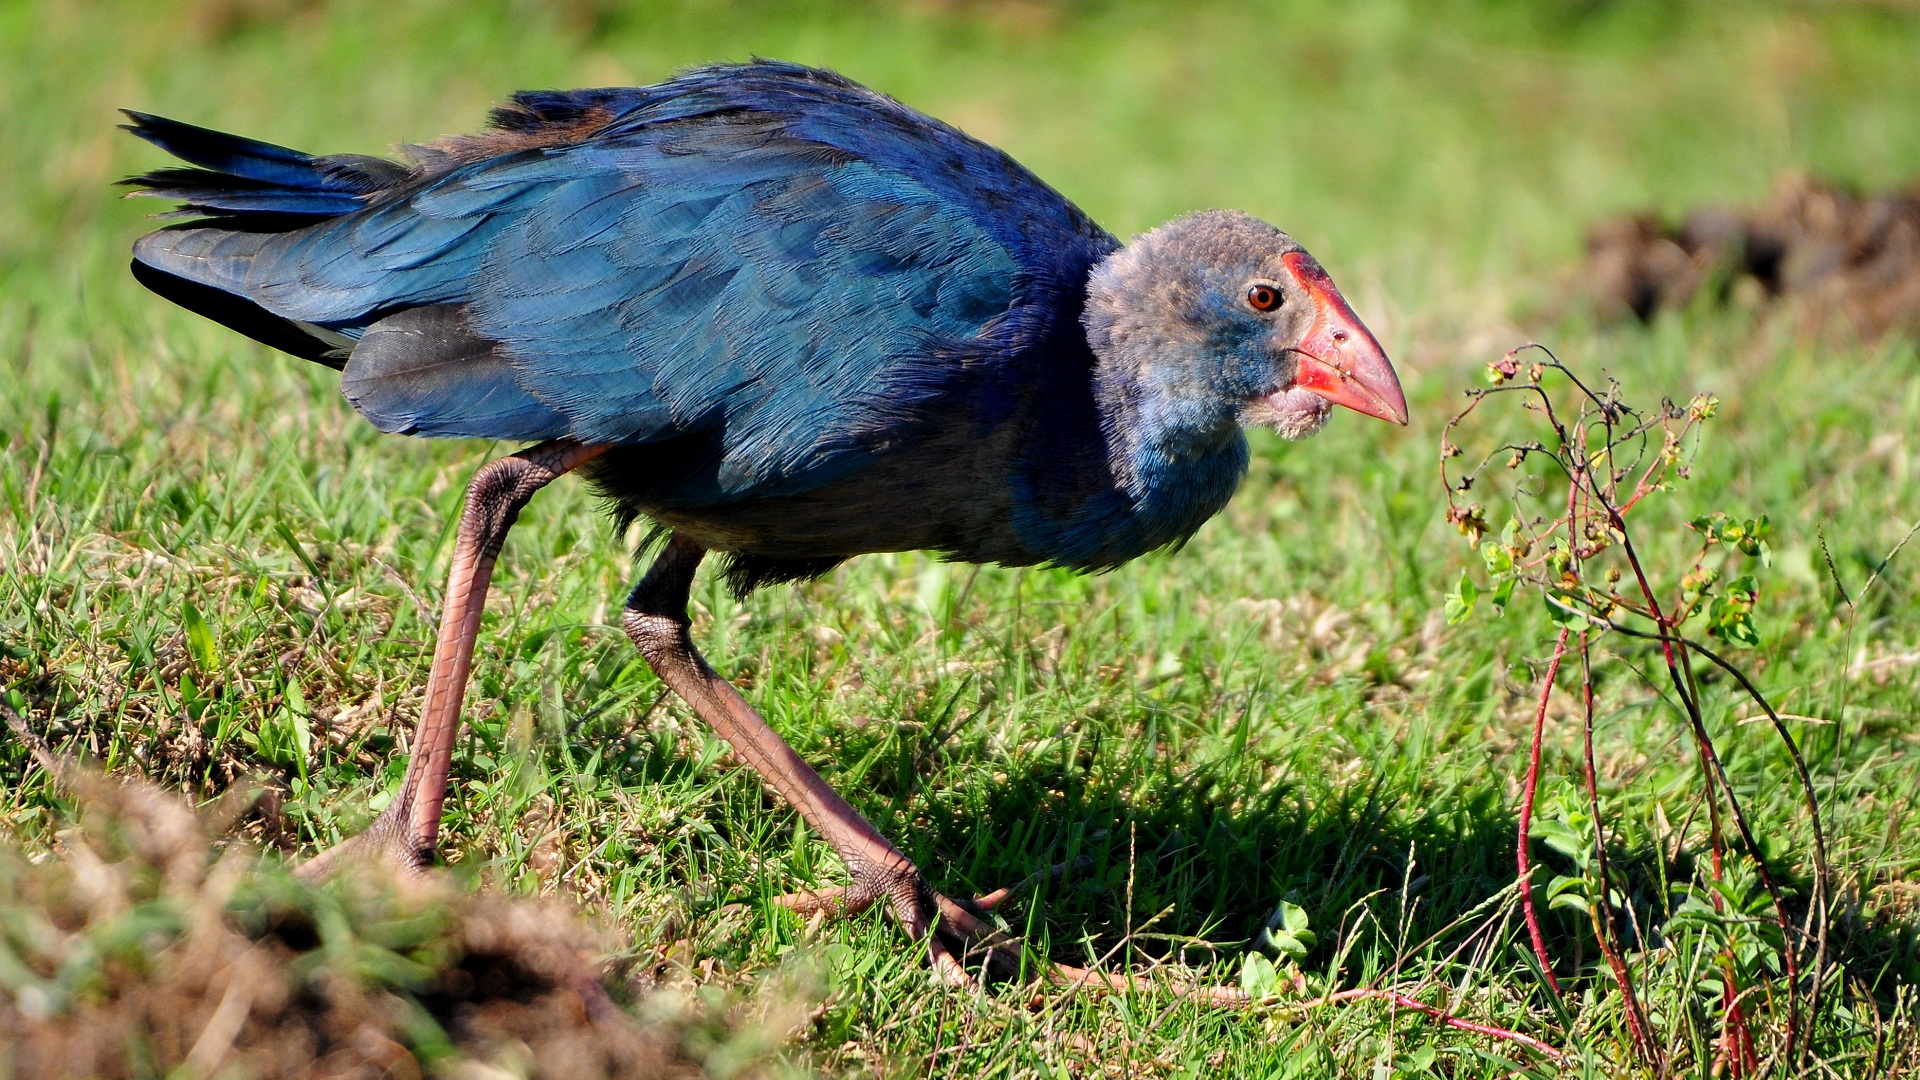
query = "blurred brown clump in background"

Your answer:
(0, 757), (786, 1080)
(1583, 172), (1920, 340)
